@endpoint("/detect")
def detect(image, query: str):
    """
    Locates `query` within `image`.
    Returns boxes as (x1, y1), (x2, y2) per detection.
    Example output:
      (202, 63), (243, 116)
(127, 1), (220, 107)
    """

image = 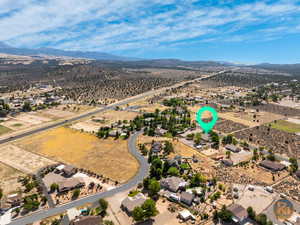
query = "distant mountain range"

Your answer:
(0, 41), (138, 61)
